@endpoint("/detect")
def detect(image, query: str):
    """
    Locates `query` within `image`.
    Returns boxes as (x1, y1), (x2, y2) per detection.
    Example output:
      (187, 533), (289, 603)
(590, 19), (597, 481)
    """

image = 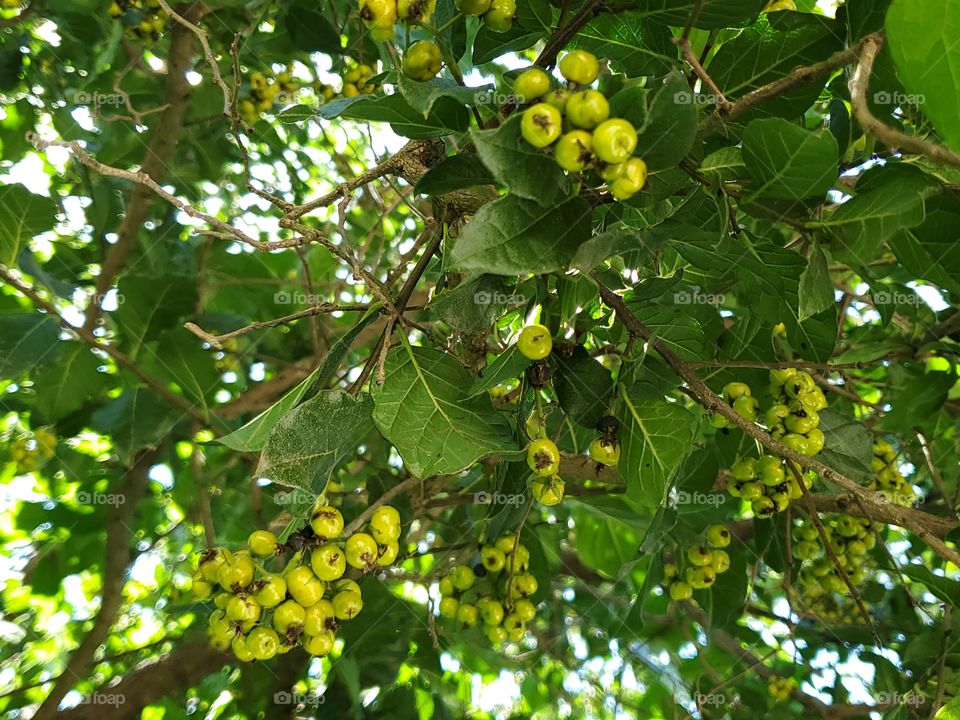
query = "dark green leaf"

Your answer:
(0, 185), (57, 265)
(471, 115), (572, 205)
(448, 195), (593, 276)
